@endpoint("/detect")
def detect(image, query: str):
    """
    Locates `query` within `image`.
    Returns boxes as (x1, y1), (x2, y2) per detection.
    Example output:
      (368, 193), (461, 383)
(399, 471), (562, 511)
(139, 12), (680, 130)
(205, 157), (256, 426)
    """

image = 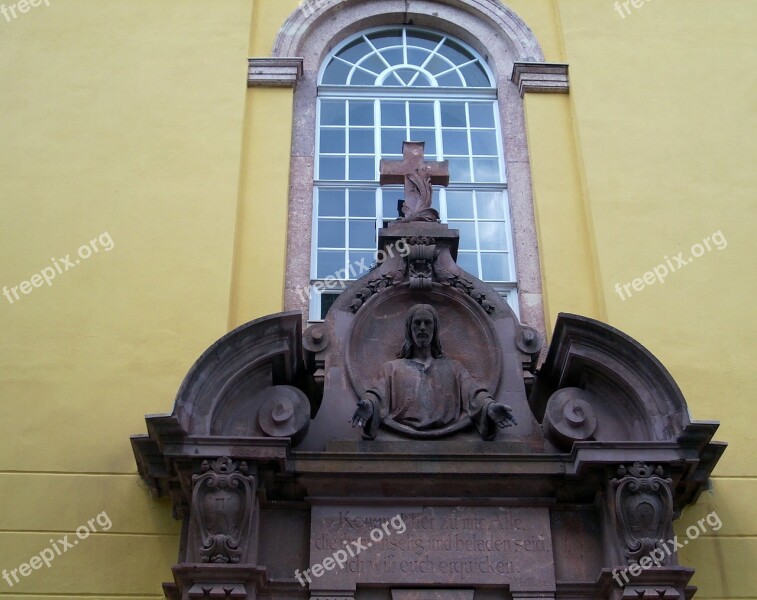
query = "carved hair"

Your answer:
(398, 303), (446, 359)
